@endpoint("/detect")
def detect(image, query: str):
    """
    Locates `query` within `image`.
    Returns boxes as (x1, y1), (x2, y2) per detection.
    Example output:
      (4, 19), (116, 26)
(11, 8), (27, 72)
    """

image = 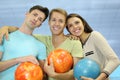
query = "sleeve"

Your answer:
(37, 43), (47, 60)
(93, 31), (120, 75)
(33, 34), (49, 45)
(71, 40), (83, 58)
